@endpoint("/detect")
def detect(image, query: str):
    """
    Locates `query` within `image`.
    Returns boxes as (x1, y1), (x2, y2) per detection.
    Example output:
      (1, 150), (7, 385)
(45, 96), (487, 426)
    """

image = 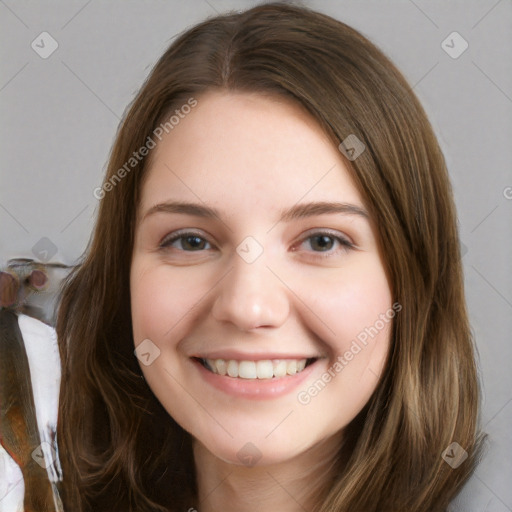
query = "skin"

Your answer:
(130, 91), (393, 511)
